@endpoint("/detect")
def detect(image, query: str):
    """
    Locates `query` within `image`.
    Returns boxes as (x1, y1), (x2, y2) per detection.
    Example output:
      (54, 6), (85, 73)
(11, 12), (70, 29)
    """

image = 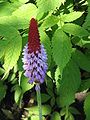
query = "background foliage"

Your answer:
(0, 0), (90, 120)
